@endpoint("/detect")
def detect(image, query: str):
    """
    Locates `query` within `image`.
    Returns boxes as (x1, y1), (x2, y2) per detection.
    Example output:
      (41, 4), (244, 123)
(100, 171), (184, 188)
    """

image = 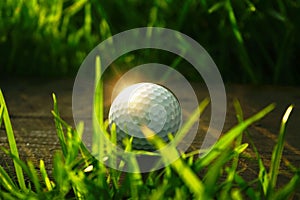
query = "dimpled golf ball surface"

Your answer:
(109, 83), (181, 150)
